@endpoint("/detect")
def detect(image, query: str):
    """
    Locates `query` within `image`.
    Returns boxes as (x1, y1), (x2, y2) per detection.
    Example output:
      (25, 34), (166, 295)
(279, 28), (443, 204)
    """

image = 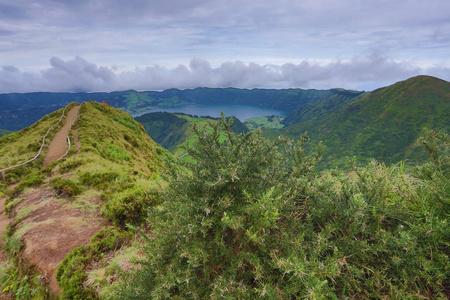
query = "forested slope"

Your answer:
(282, 75), (450, 167)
